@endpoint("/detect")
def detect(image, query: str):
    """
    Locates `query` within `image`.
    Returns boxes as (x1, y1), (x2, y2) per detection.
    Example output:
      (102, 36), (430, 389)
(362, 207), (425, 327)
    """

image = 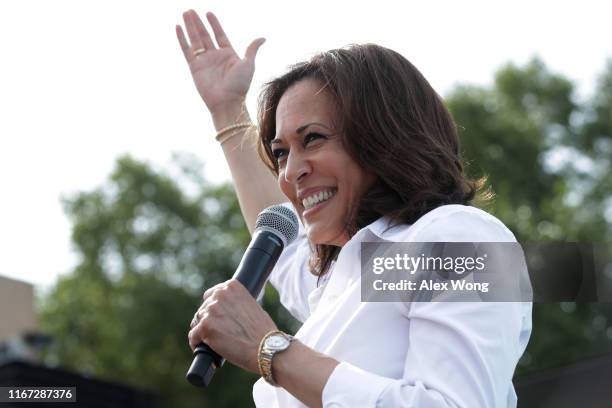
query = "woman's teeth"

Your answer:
(303, 189), (336, 210)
